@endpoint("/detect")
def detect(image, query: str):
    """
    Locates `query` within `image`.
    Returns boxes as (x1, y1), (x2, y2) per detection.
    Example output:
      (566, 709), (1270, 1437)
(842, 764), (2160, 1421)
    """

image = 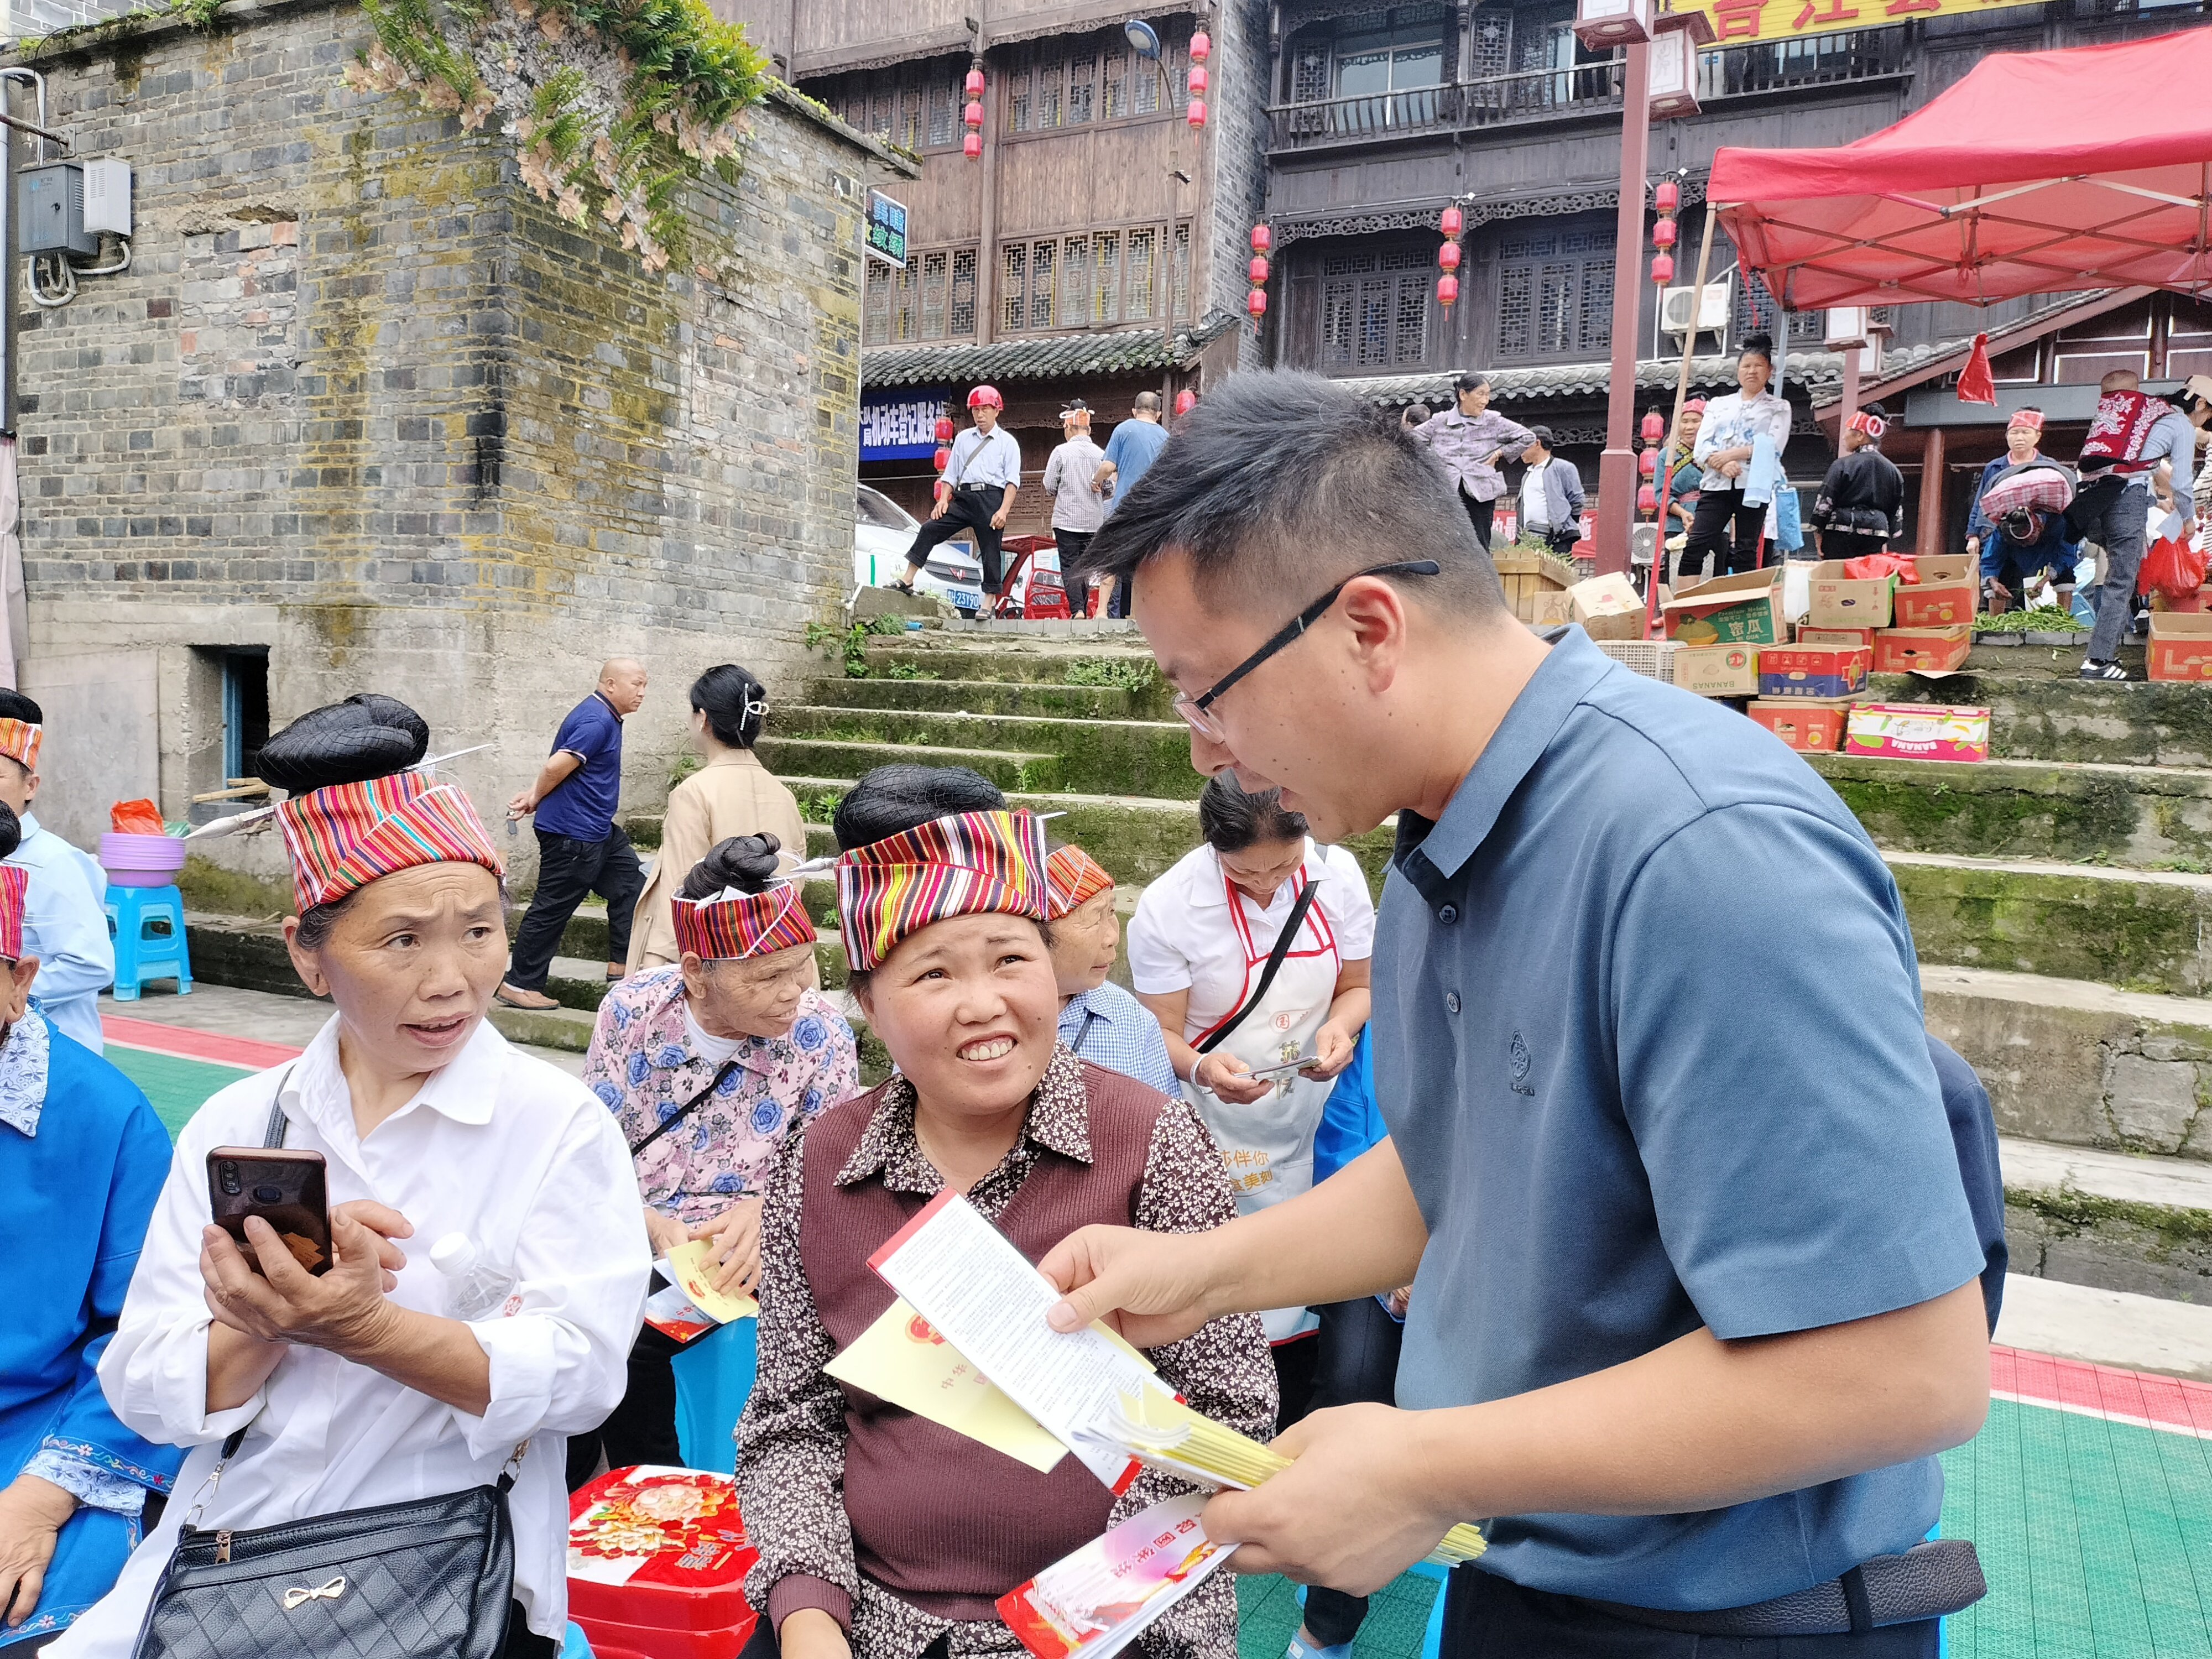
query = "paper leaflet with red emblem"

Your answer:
(565, 1467), (755, 1611)
(997, 1494), (1234, 1659)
